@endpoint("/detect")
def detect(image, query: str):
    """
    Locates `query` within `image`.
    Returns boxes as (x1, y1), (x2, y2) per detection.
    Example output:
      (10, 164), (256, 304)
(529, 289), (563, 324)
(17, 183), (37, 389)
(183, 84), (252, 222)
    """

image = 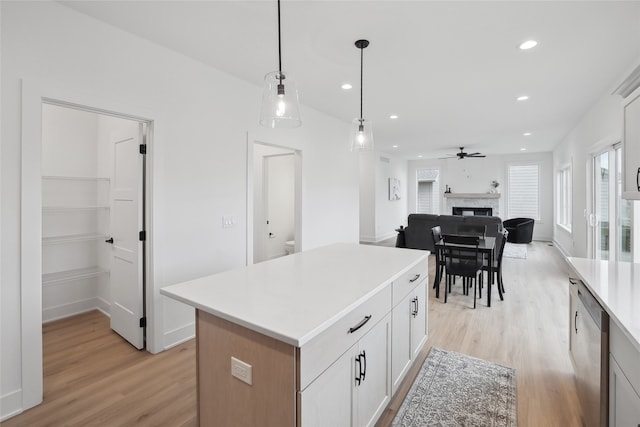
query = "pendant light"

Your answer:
(350, 39), (374, 151)
(259, 0), (301, 128)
